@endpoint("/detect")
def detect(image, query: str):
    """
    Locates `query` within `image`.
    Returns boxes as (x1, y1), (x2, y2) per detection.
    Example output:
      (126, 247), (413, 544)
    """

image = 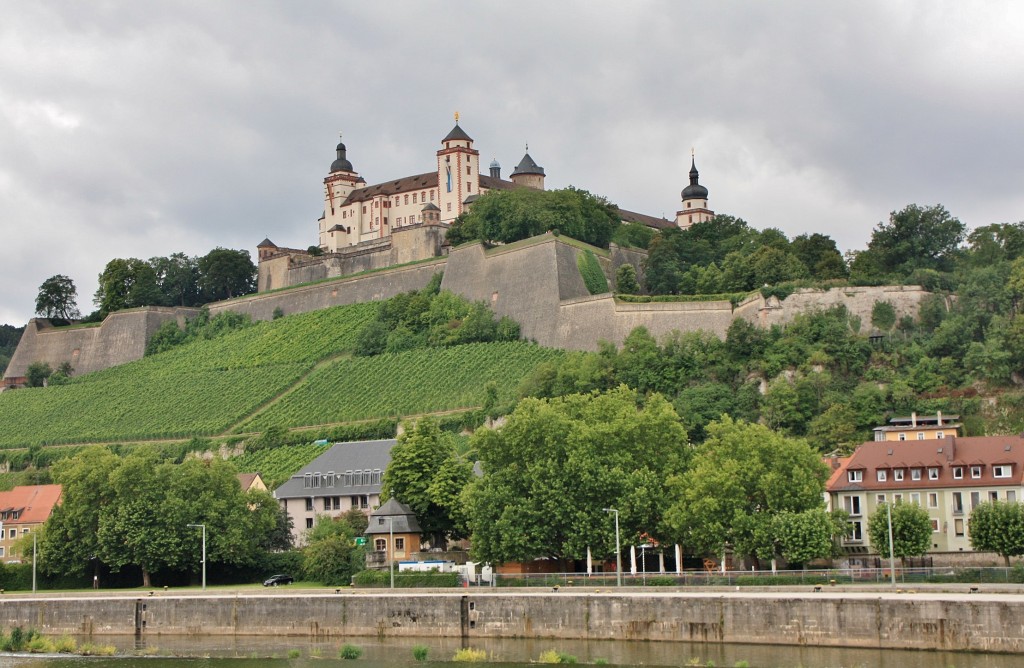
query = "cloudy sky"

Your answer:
(2, 1), (1022, 326)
